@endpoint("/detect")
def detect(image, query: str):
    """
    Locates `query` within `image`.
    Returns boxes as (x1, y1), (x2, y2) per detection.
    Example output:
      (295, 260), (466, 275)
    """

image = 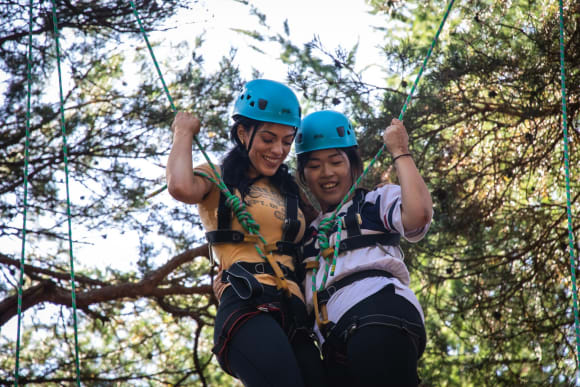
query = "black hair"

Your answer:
(221, 115), (300, 199)
(296, 146), (364, 188)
